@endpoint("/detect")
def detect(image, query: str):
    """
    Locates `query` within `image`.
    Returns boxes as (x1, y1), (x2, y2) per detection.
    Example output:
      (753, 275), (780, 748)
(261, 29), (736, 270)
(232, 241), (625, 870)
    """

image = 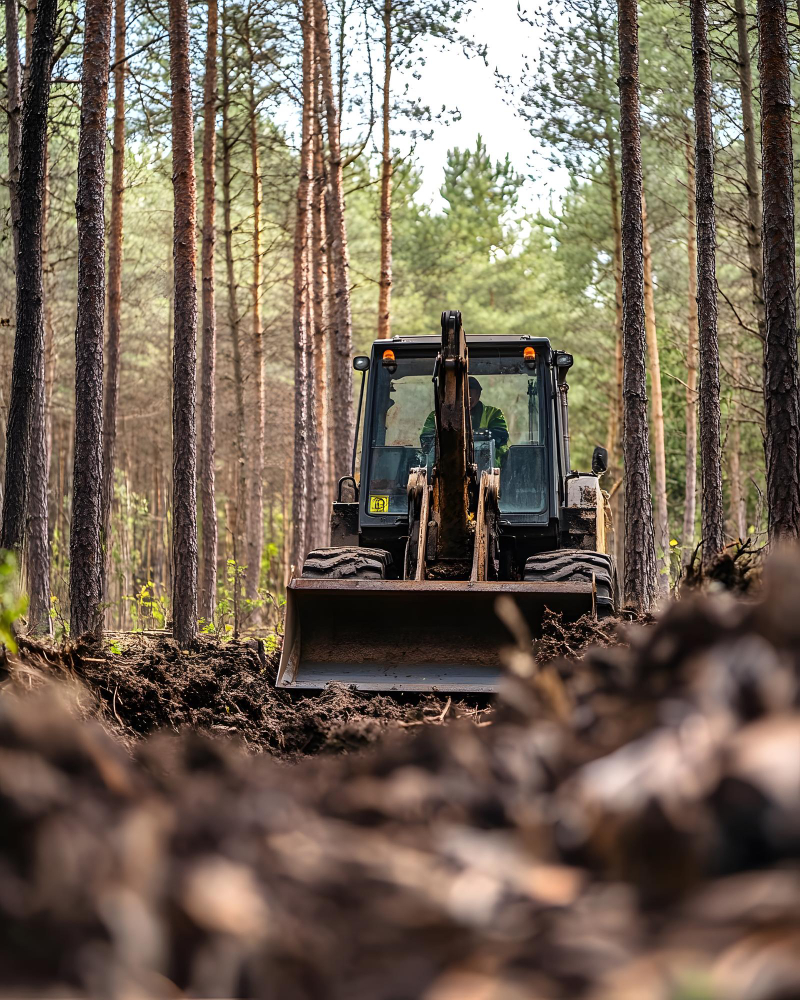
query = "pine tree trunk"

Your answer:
(24, 0), (36, 89)
(314, 0), (354, 483)
(26, 339), (50, 633)
(312, 87), (330, 547)
(101, 0), (125, 614)
(605, 132), (624, 455)
(244, 23), (265, 602)
(682, 132), (699, 562)
(5, 0), (22, 264)
(325, 204), (339, 497)
(729, 334), (746, 538)
(291, 0), (316, 570)
(377, 0), (393, 340)
(42, 145), (55, 480)
(727, 10), (751, 543)
(70, 0), (112, 637)
(616, 0), (657, 612)
(757, 0), (800, 539)
(641, 190), (669, 596)
(27, 136), (51, 636)
(198, 0), (218, 624)
(168, 0), (199, 644)
(690, 0), (725, 567)
(220, 8), (248, 573)
(735, 0), (766, 338)
(605, 129), (624, 576)
(11, 3), (51, 634)
(304, 224), (318, 538)
(1, 0), (56, 557)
